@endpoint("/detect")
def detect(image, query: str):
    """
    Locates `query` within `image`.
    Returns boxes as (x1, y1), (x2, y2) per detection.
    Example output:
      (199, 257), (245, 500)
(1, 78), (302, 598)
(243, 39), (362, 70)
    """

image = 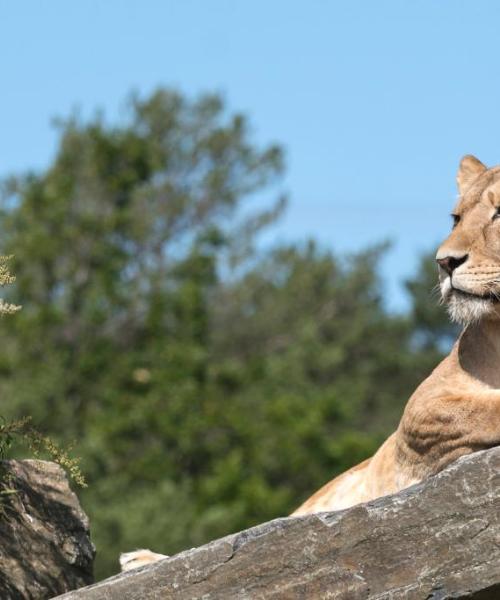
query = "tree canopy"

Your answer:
(0, 89), (451, 579)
